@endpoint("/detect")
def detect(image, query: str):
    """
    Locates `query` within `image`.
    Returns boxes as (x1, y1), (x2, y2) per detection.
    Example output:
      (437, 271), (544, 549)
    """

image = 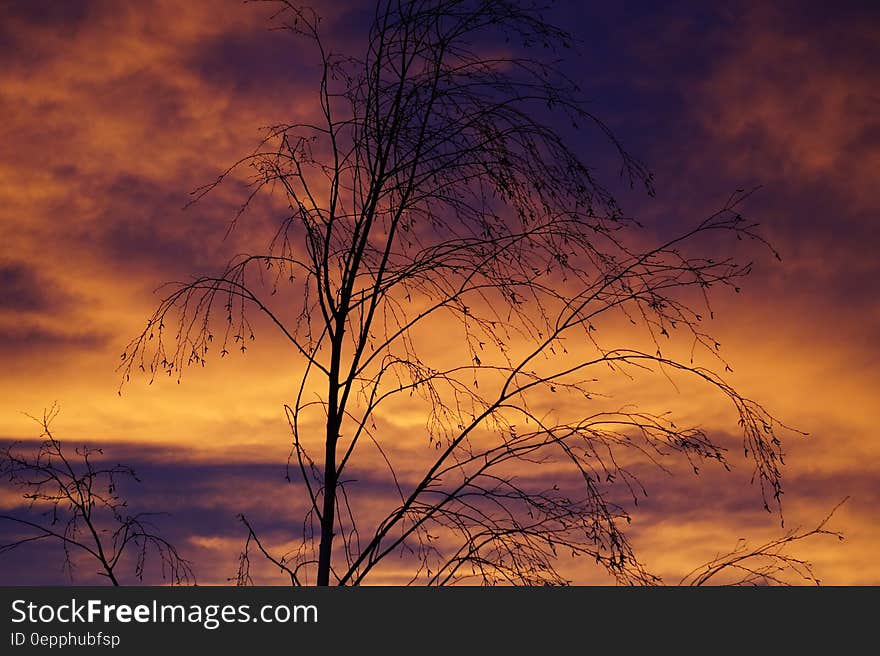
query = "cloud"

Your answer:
(0, 325), (107, 357)
(0, 1), (876, 585)
(690, 3), (880, 296)
(0, 262), (57, 312)
(5, 427), (871, 585)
